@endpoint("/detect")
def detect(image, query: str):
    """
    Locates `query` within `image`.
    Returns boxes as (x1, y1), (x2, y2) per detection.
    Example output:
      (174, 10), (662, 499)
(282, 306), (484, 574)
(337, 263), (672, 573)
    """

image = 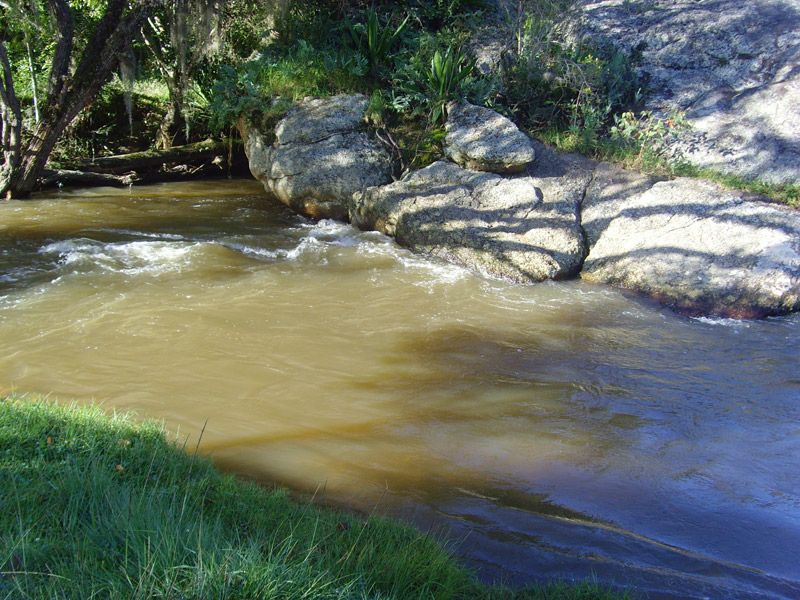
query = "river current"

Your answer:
(1, 181), (798, 598)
